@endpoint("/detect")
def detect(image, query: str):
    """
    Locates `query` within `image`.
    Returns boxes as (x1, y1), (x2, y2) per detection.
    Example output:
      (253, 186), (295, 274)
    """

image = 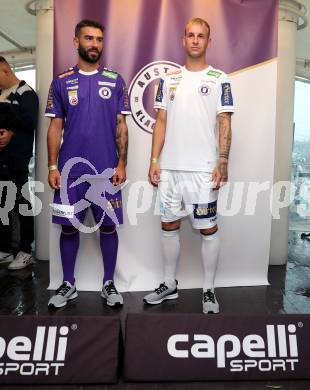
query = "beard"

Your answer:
(78, 44), (102, 63)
